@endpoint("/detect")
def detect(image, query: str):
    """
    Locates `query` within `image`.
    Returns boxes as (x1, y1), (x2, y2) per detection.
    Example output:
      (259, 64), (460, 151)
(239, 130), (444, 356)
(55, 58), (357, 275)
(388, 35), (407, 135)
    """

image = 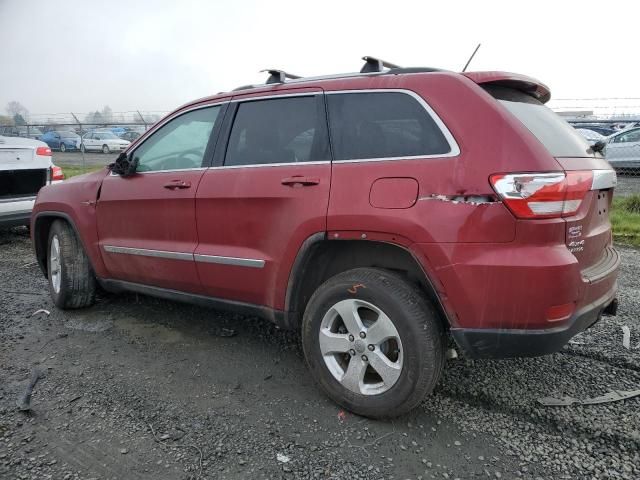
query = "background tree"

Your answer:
(101, 105), (113, 123)
(6, 101), (29, 124)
